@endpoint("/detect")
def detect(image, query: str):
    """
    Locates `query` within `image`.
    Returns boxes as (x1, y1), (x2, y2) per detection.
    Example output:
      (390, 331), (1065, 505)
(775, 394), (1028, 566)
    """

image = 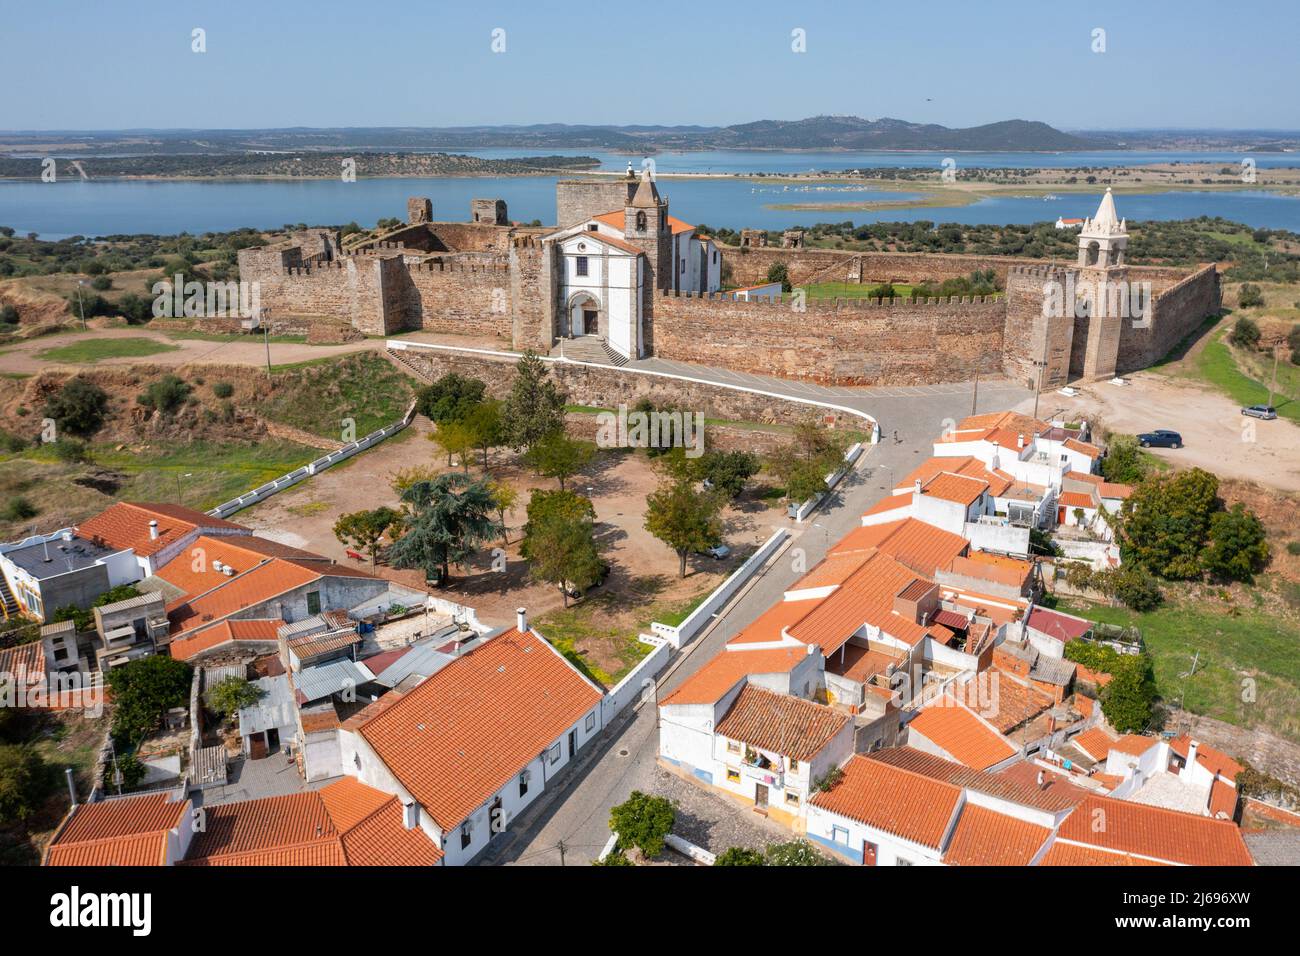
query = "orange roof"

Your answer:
(1064, 438), (1102, 459)
(942, 803), (1051, 866)
(1058, 491), (1097, 510)
(1110, 734), (1160, 758)
(183, 778), (441, 866)
(810, 754), (961, 850)
(358, 629), (602, 830)
(593, 209), (695, 235)
(831, 518), (968, 577)
(340, 686), (407, 732)
(662, 645), (807, 705)
(992, 760), (1096, 811)
(726, 599), (821, 645)
(170, 618), (282, 661)
(0, 641), (45, 683)
(714, 685), (849, 762)
(45, 791), (189, 866)
(1039, 842), (1169, 866)
(1099, 482), (1133, 500)
(1071, 726), (1118, 762)
(154, 534), (319, 598)
(958, 411), (1051, 435)
(900, 456), (1014, 498)
(166, 562), (322, 635)
(1169, 735), (1244, 781)
(1052, 795), (1253, 866)
(920, 472), (988, 506)
(876, 747), (1086, 812)
(787, 550), (935, 652)
(1065, 470), (1104, 485)
(77, 502), (243, 558)
(907, 693), (1017, 770)
(862, 493), (912, 518)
